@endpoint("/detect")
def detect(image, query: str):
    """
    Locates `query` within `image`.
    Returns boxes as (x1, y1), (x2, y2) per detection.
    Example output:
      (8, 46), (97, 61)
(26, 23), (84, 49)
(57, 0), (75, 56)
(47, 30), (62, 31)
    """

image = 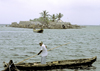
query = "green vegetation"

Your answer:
(50, 14), (57, 22)
(30, 10), (64, 27)
(10, 10), (82, 29)
(40, 10), (49, 19)
(56, 13), (63, 20)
